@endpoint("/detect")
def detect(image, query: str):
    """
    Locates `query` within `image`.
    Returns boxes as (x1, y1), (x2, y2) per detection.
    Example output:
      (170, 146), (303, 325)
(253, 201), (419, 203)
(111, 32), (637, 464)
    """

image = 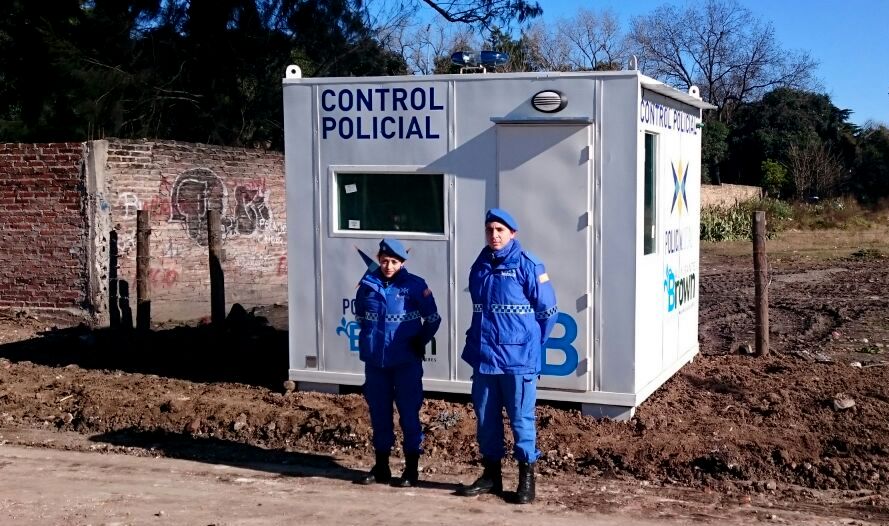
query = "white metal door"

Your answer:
(496, 124), (591, 391)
